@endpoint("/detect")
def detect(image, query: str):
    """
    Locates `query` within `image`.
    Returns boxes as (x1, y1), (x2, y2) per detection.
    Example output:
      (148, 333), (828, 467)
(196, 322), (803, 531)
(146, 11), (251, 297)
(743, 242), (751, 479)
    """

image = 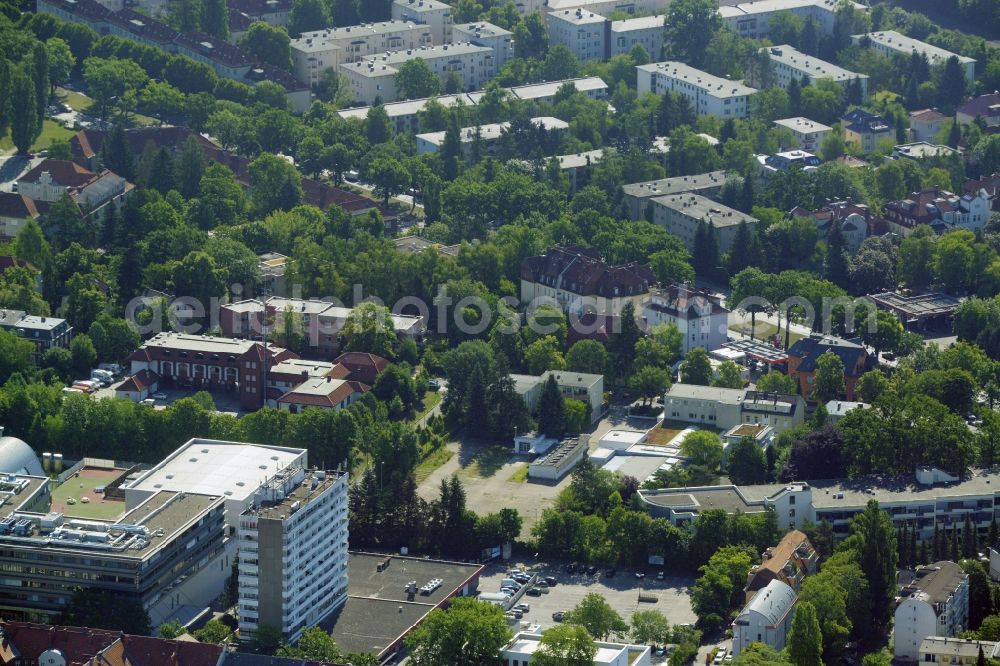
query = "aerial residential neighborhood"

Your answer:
(4, 0), (1000, 662)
